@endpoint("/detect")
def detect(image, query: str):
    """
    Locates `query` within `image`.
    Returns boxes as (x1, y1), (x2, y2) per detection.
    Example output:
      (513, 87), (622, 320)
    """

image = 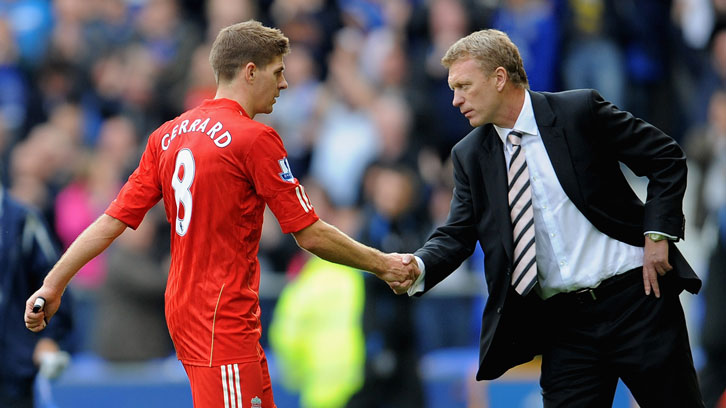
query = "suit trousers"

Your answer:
(540, 270), (704, 407)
